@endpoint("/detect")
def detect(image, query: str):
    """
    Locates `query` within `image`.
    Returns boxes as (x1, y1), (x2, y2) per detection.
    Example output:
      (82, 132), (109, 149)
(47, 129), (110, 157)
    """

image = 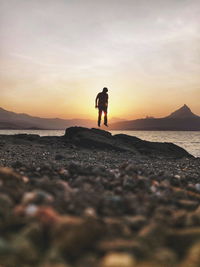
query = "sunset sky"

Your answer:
(1, 0), (200, 120)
